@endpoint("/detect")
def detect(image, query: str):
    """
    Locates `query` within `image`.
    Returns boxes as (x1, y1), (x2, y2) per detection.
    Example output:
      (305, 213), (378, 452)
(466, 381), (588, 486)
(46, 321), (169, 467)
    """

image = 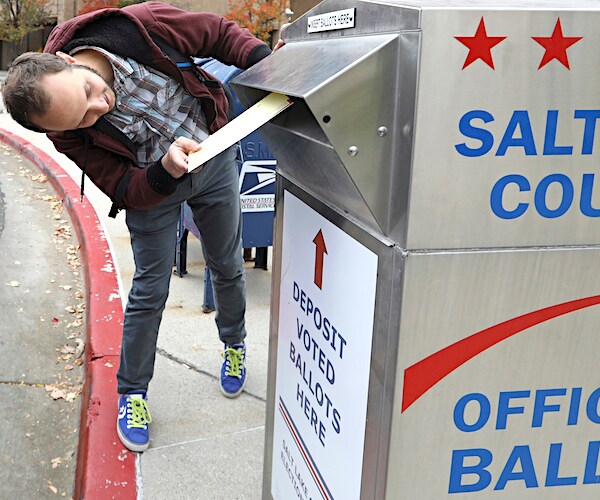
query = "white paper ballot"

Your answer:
(187, 92), (293, 172)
